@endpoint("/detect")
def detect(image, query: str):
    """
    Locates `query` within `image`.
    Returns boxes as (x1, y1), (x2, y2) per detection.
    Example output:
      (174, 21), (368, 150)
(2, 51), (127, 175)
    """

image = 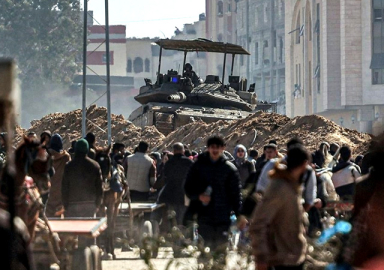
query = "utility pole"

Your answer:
(82, 0), (88, 137)
(105, 0), (112, 145)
